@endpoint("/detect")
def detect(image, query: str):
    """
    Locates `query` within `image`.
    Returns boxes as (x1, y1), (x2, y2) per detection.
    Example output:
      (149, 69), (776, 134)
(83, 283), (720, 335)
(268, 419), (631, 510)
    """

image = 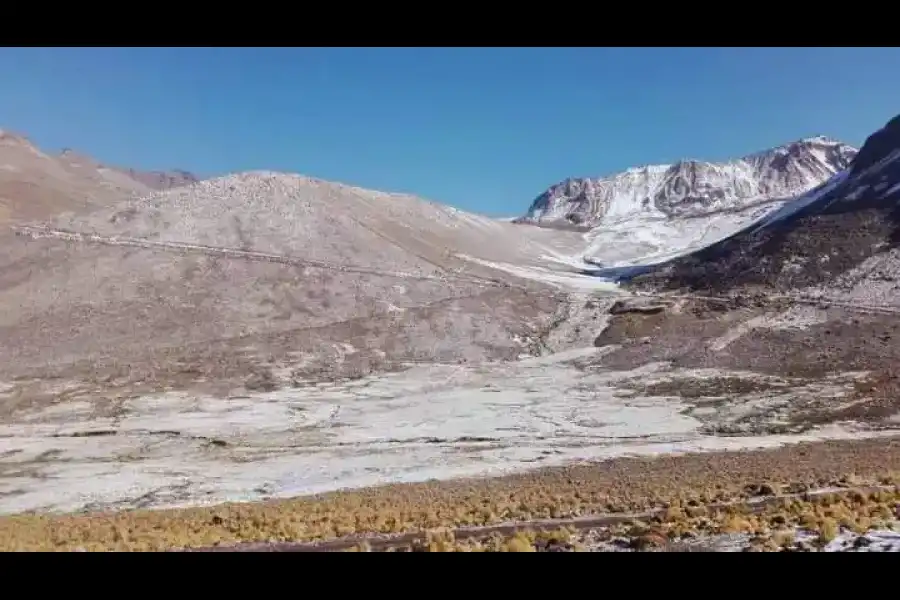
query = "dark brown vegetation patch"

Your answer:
(621, 376), (786, 399)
